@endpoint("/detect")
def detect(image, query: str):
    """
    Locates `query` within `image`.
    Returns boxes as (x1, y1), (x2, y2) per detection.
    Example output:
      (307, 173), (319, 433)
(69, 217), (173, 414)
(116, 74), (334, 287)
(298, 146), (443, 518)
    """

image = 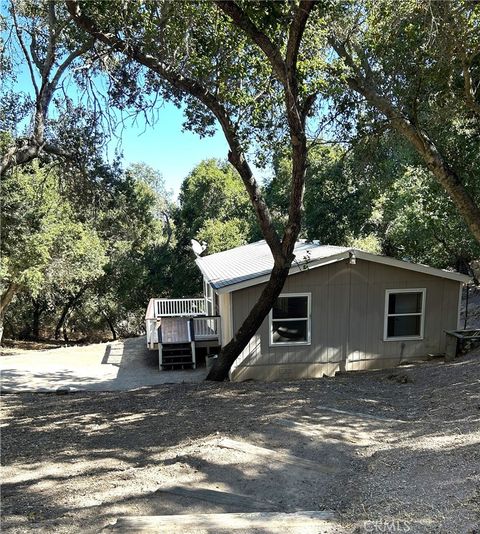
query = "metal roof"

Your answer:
(195, 240), (342, 291)
(195, 240), (470, 293)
